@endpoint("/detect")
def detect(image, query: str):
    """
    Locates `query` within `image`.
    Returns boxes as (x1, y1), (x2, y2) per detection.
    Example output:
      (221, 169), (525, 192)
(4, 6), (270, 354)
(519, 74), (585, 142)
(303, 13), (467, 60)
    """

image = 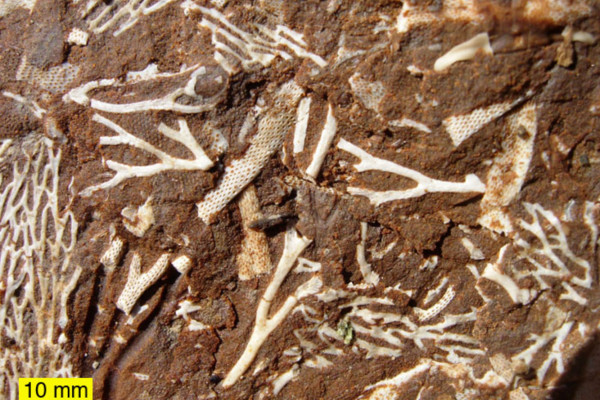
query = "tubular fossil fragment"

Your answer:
(293, 97), (312, 153)
(305, 104), (337, 180)
(338, 139), (485, 205)
(434, 33), (493, 72)
(197, 81), (304, 223)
